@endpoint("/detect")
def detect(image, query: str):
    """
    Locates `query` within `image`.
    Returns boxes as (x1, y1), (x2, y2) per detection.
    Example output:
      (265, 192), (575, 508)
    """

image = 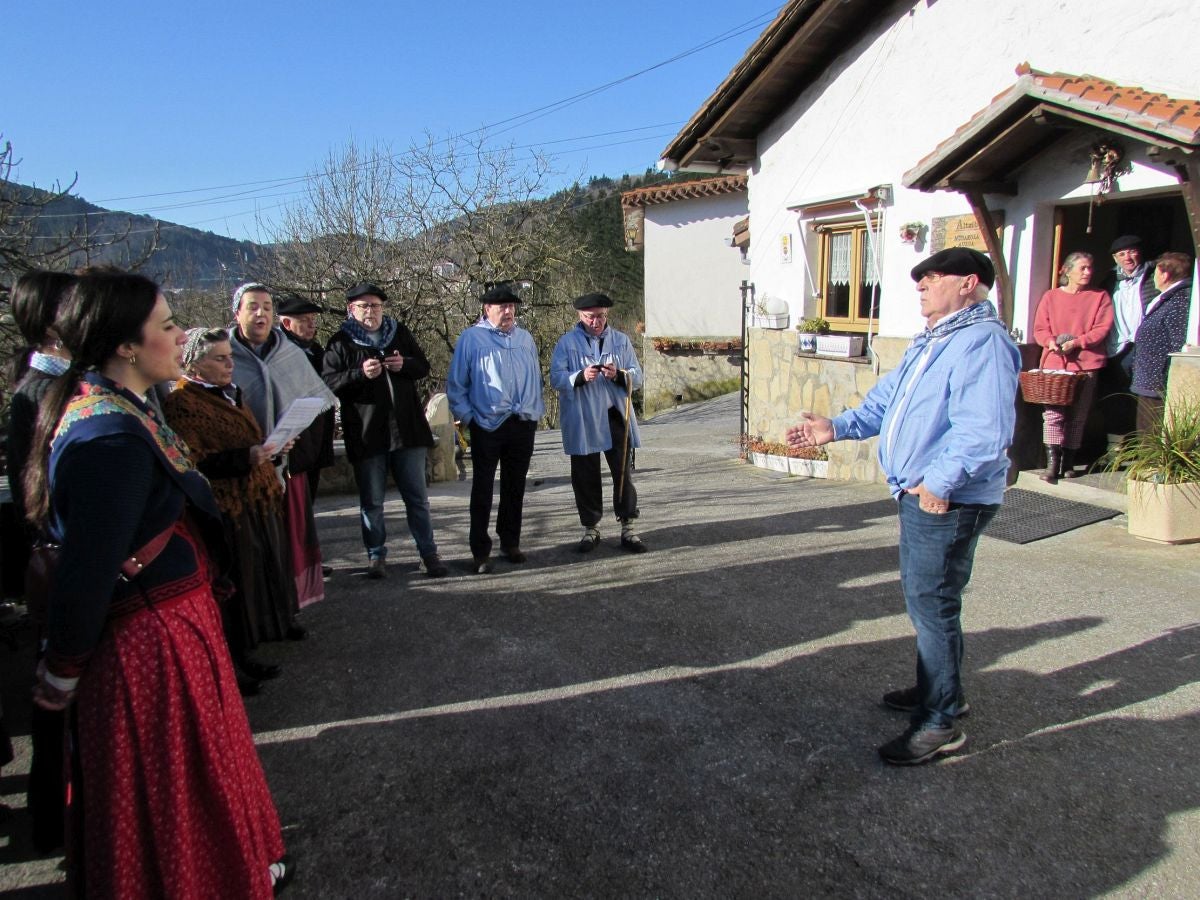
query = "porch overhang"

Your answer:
(903, 64), (1200, 194)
